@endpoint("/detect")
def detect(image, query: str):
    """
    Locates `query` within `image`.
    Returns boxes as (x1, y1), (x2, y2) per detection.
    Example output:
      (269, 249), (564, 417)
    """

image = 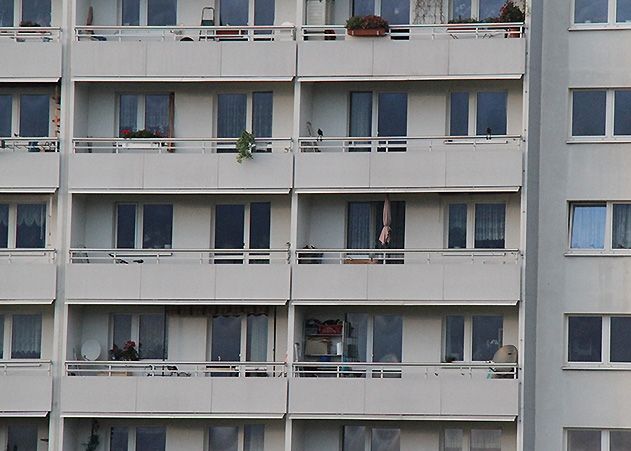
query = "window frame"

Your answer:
(565, 429), (631, 451)
(443, 314), (505, 363)
(215, 91), (275, 140)
(118, 0), (178, 26)
(116, 92), (174, 137)
(109, 312), (167, 361)
(0, 312), (44, 360)
(206, 424), (266, 451)
(207, 313), (273, 363)
(570, 0), (631, 27)
(444, 199), (508, 249)
(342, 425), (401, 451)
(447, 90), (509, 137)
(347, 91), (409, 139)
(565, 314), (631, 368)
(567, 201), (631, 254)
(0, 91), (54, 138)
(114, 202), (173, 250)
(568, 89), (631, 141)
(213, 201), (272, 251)
(441, 427), (504, 451)
(0, 201), (49, 249)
